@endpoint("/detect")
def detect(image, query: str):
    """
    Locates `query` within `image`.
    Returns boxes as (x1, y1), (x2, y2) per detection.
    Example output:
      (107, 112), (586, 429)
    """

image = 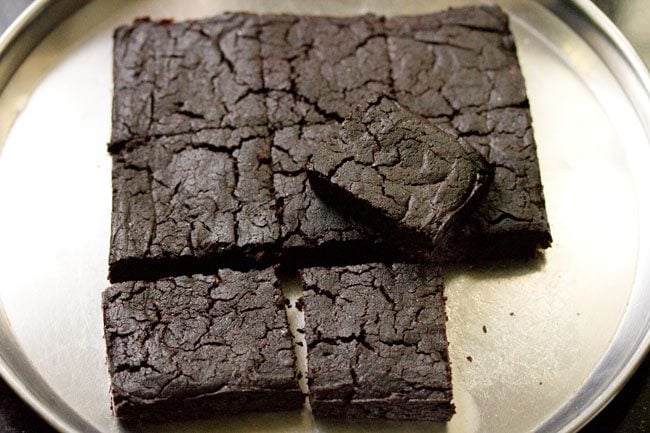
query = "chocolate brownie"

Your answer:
(300, 263), (454, 421)
(270, 123), (396, 266)
(308, 95), (492, 252)
(258, 7), (550, 259)
(385, 6), (552, 258)
(102, 268), (303, 421)
(111, 14), (266, 145)
(110, 6), (551, 272)
(108, 128), (277, 282)
(259, 15), (393, 256)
